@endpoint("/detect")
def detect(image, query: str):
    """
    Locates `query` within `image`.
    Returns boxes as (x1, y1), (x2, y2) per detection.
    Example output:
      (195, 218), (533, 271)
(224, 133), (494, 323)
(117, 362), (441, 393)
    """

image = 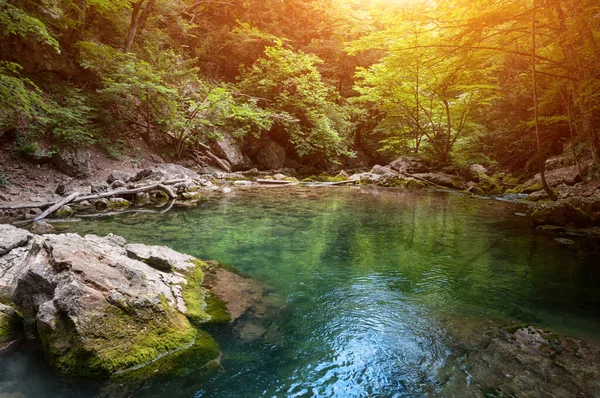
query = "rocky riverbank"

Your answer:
(0, 224), (268, 378)
(2, 143), (600, 237)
